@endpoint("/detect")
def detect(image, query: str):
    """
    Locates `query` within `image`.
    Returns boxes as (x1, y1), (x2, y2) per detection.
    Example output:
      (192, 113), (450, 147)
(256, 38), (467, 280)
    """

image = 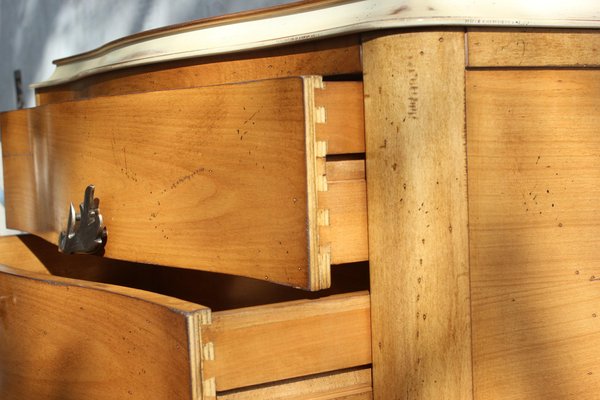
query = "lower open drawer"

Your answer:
(0, 236), (371, 399)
